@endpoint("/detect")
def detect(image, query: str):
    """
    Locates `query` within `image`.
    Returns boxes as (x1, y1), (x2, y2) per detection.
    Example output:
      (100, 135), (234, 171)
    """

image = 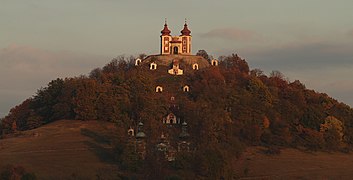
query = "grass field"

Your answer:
(2, 120), (353, 179)
(234, 147), (353, 179)
(0, 120), (121, 179)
